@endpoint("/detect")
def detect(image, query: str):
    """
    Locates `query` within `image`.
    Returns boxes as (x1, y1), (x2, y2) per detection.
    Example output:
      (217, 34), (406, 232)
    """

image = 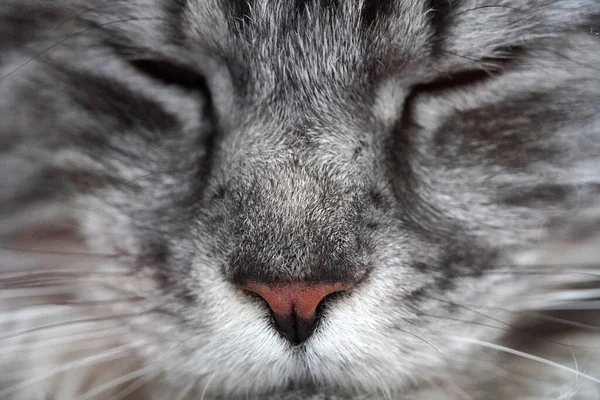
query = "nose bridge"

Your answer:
(226, 162), (366, 284)
(223, 106), (371, 181)
(221, 115), (374, 284)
